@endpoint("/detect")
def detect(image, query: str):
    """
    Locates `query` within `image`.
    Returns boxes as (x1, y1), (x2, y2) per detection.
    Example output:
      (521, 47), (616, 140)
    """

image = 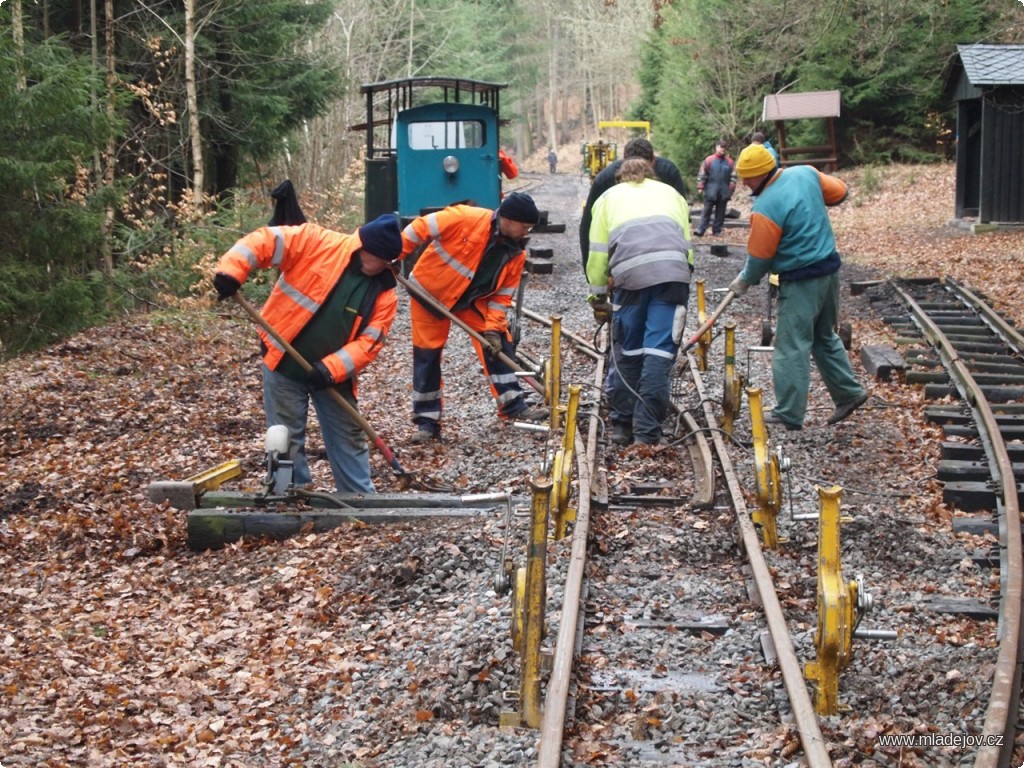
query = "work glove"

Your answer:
(213, 272), (241, 301)
(588, 295), (612, 325)
(482, 331), (503, 358)
(671, 304), (688, 346)
(728, 276), (751, 298)
(306, 361), (335, 390)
